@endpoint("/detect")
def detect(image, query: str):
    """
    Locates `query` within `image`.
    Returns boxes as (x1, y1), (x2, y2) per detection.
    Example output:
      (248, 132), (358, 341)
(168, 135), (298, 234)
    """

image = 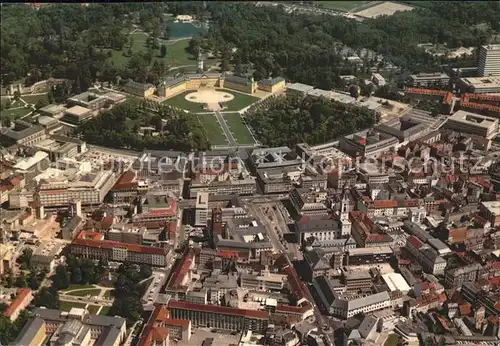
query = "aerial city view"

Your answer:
(0, 1), (500, 346)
